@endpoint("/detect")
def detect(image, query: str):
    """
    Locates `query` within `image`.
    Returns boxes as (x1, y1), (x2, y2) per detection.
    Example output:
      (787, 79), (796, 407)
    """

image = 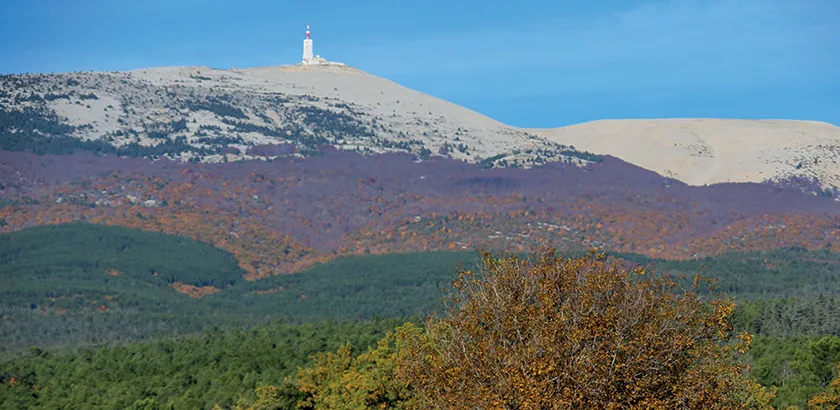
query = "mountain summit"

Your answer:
(2, 65), (839, 188)
(0, 65), (593, 168)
